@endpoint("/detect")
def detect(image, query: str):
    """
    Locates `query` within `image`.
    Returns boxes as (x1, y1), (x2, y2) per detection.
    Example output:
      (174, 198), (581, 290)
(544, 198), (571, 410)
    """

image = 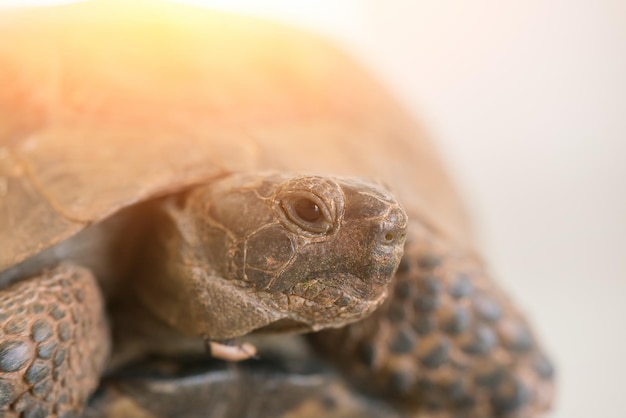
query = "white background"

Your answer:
(2, 1), (625, 417)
